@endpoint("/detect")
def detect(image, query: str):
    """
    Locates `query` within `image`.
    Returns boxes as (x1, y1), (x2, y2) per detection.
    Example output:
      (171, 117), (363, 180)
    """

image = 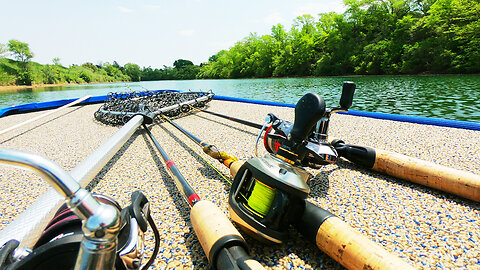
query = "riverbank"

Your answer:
(0, 81), (129, 93)
(1, 76), (480, 123)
